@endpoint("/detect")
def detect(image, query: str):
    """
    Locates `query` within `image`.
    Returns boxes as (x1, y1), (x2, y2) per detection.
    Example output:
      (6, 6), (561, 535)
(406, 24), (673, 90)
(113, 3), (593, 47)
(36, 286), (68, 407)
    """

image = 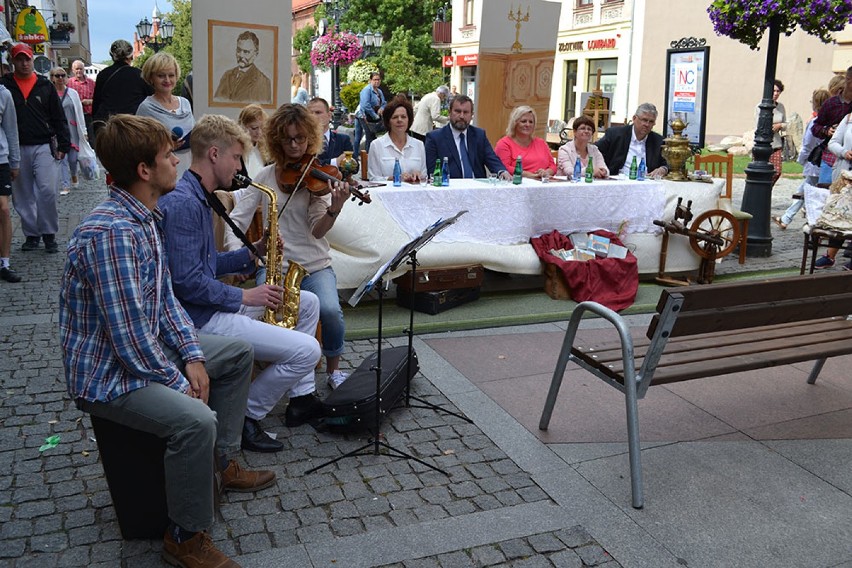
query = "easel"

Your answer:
(582, 69), (611, 141)
(306, 211), (469, 476)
